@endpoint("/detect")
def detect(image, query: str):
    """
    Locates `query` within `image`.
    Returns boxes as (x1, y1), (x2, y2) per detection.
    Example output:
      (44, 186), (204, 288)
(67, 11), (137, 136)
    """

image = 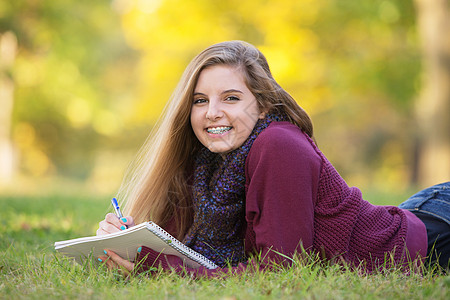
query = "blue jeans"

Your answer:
(399, 182), (450, 270)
